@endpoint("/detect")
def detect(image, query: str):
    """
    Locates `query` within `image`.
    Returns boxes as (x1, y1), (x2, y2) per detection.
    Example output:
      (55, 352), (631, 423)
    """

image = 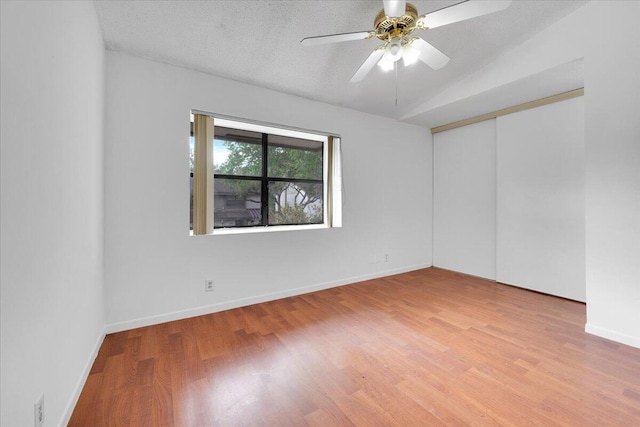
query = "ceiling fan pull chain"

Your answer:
(395, 61), (398, 107)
